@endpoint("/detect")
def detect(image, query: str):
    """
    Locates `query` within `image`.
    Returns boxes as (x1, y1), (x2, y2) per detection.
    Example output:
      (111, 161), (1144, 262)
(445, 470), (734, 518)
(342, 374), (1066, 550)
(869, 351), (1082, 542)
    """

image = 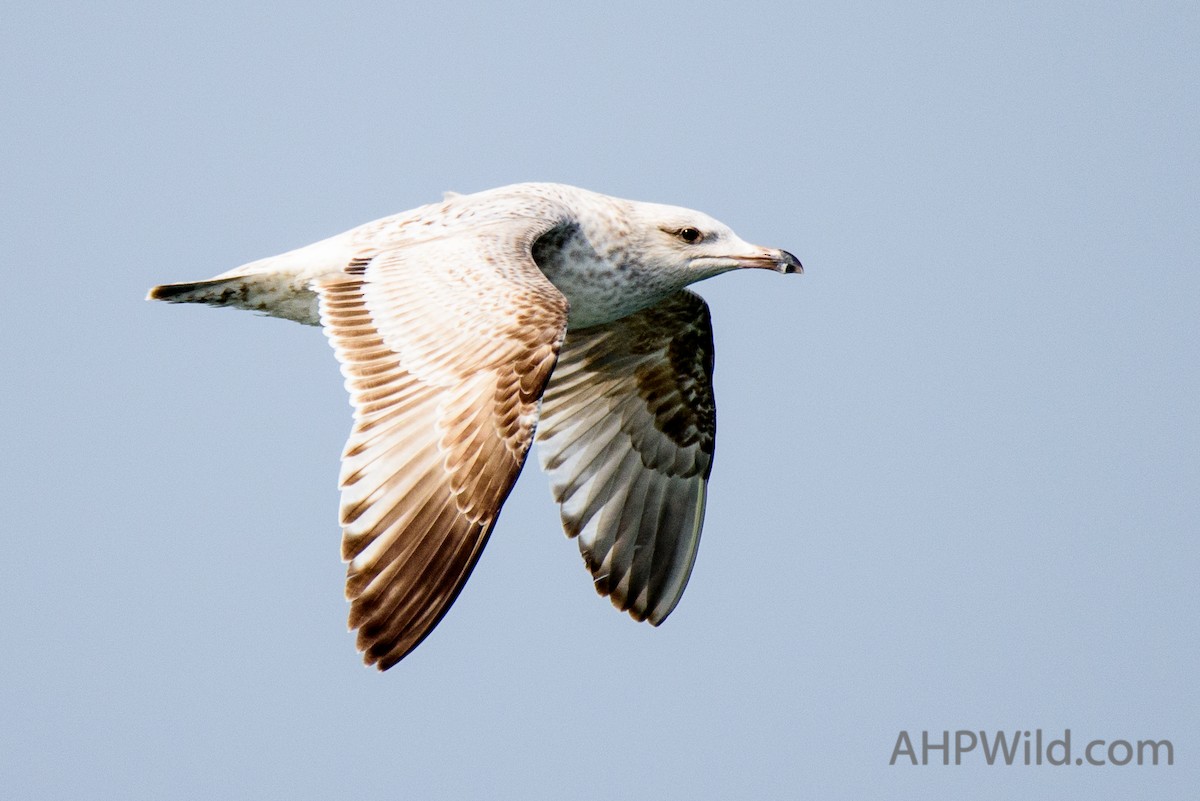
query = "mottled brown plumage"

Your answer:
(147, 182), (800, 669)
(317, 229), (569, 668)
